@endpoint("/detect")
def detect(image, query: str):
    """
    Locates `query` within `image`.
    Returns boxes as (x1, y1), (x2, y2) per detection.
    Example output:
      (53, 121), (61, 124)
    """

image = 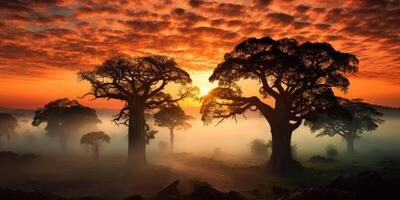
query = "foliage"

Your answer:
(201, 36), (358, 126)
(305, 99), (384, 140)
(80, 131), (111, 147)
(325, 144), (339, 158)
(32, 98), (101, 138)
(154, 104), (193, 131)
(79, 55), (198, 125)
